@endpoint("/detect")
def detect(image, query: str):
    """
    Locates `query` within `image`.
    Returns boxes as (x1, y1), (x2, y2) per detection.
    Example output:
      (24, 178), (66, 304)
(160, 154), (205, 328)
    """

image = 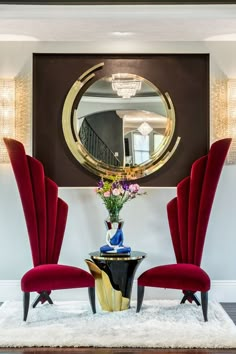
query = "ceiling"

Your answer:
(1, 4), (236, 42)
